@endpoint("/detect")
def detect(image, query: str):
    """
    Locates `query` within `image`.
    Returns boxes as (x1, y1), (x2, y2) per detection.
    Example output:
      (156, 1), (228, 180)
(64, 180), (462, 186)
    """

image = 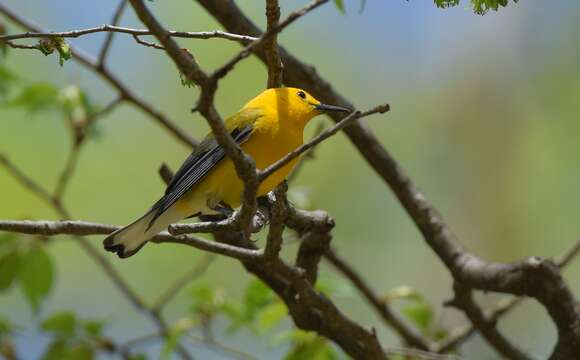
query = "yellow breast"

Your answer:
(178, 116), (302, 211)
